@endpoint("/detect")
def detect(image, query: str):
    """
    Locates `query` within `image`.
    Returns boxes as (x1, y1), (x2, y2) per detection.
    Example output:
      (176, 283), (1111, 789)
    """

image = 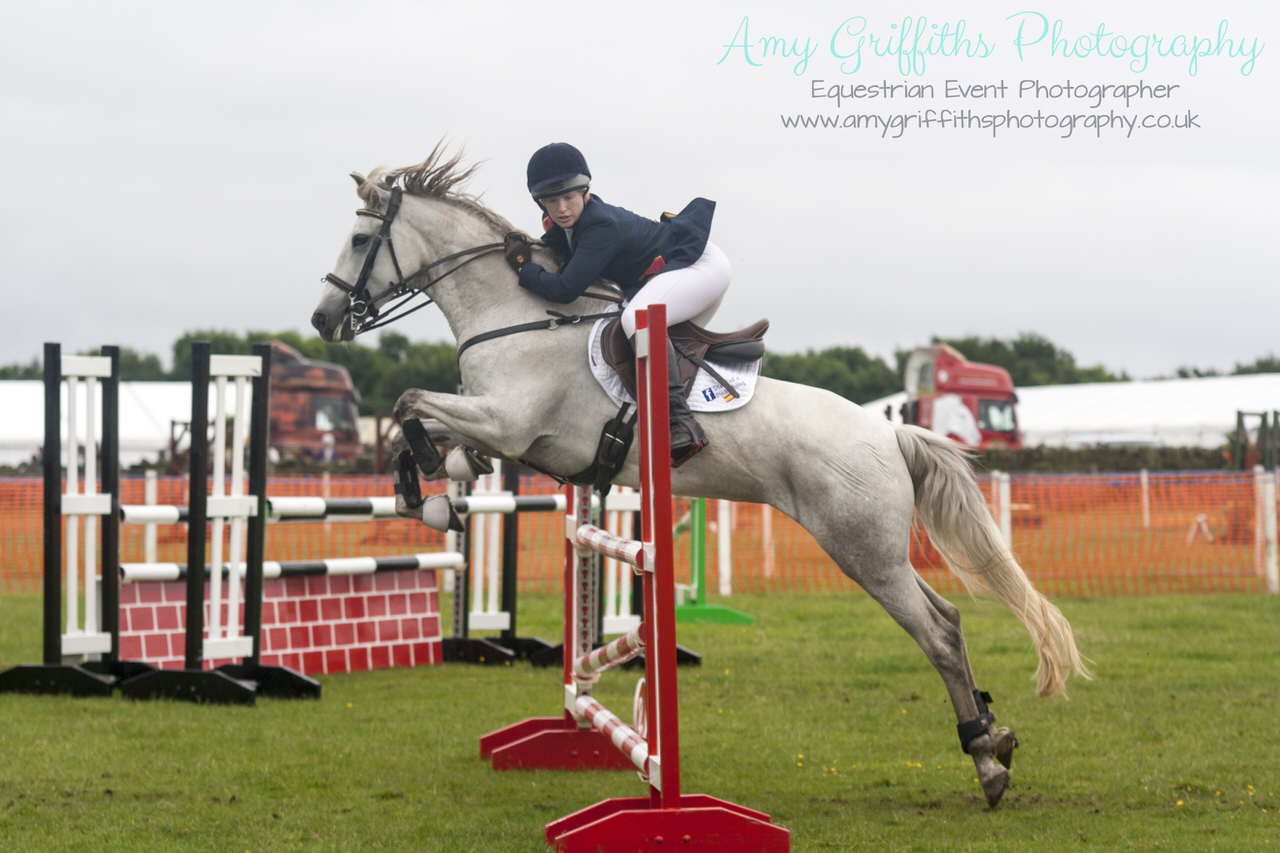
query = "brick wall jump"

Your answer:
(118, 568), (442, 676)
